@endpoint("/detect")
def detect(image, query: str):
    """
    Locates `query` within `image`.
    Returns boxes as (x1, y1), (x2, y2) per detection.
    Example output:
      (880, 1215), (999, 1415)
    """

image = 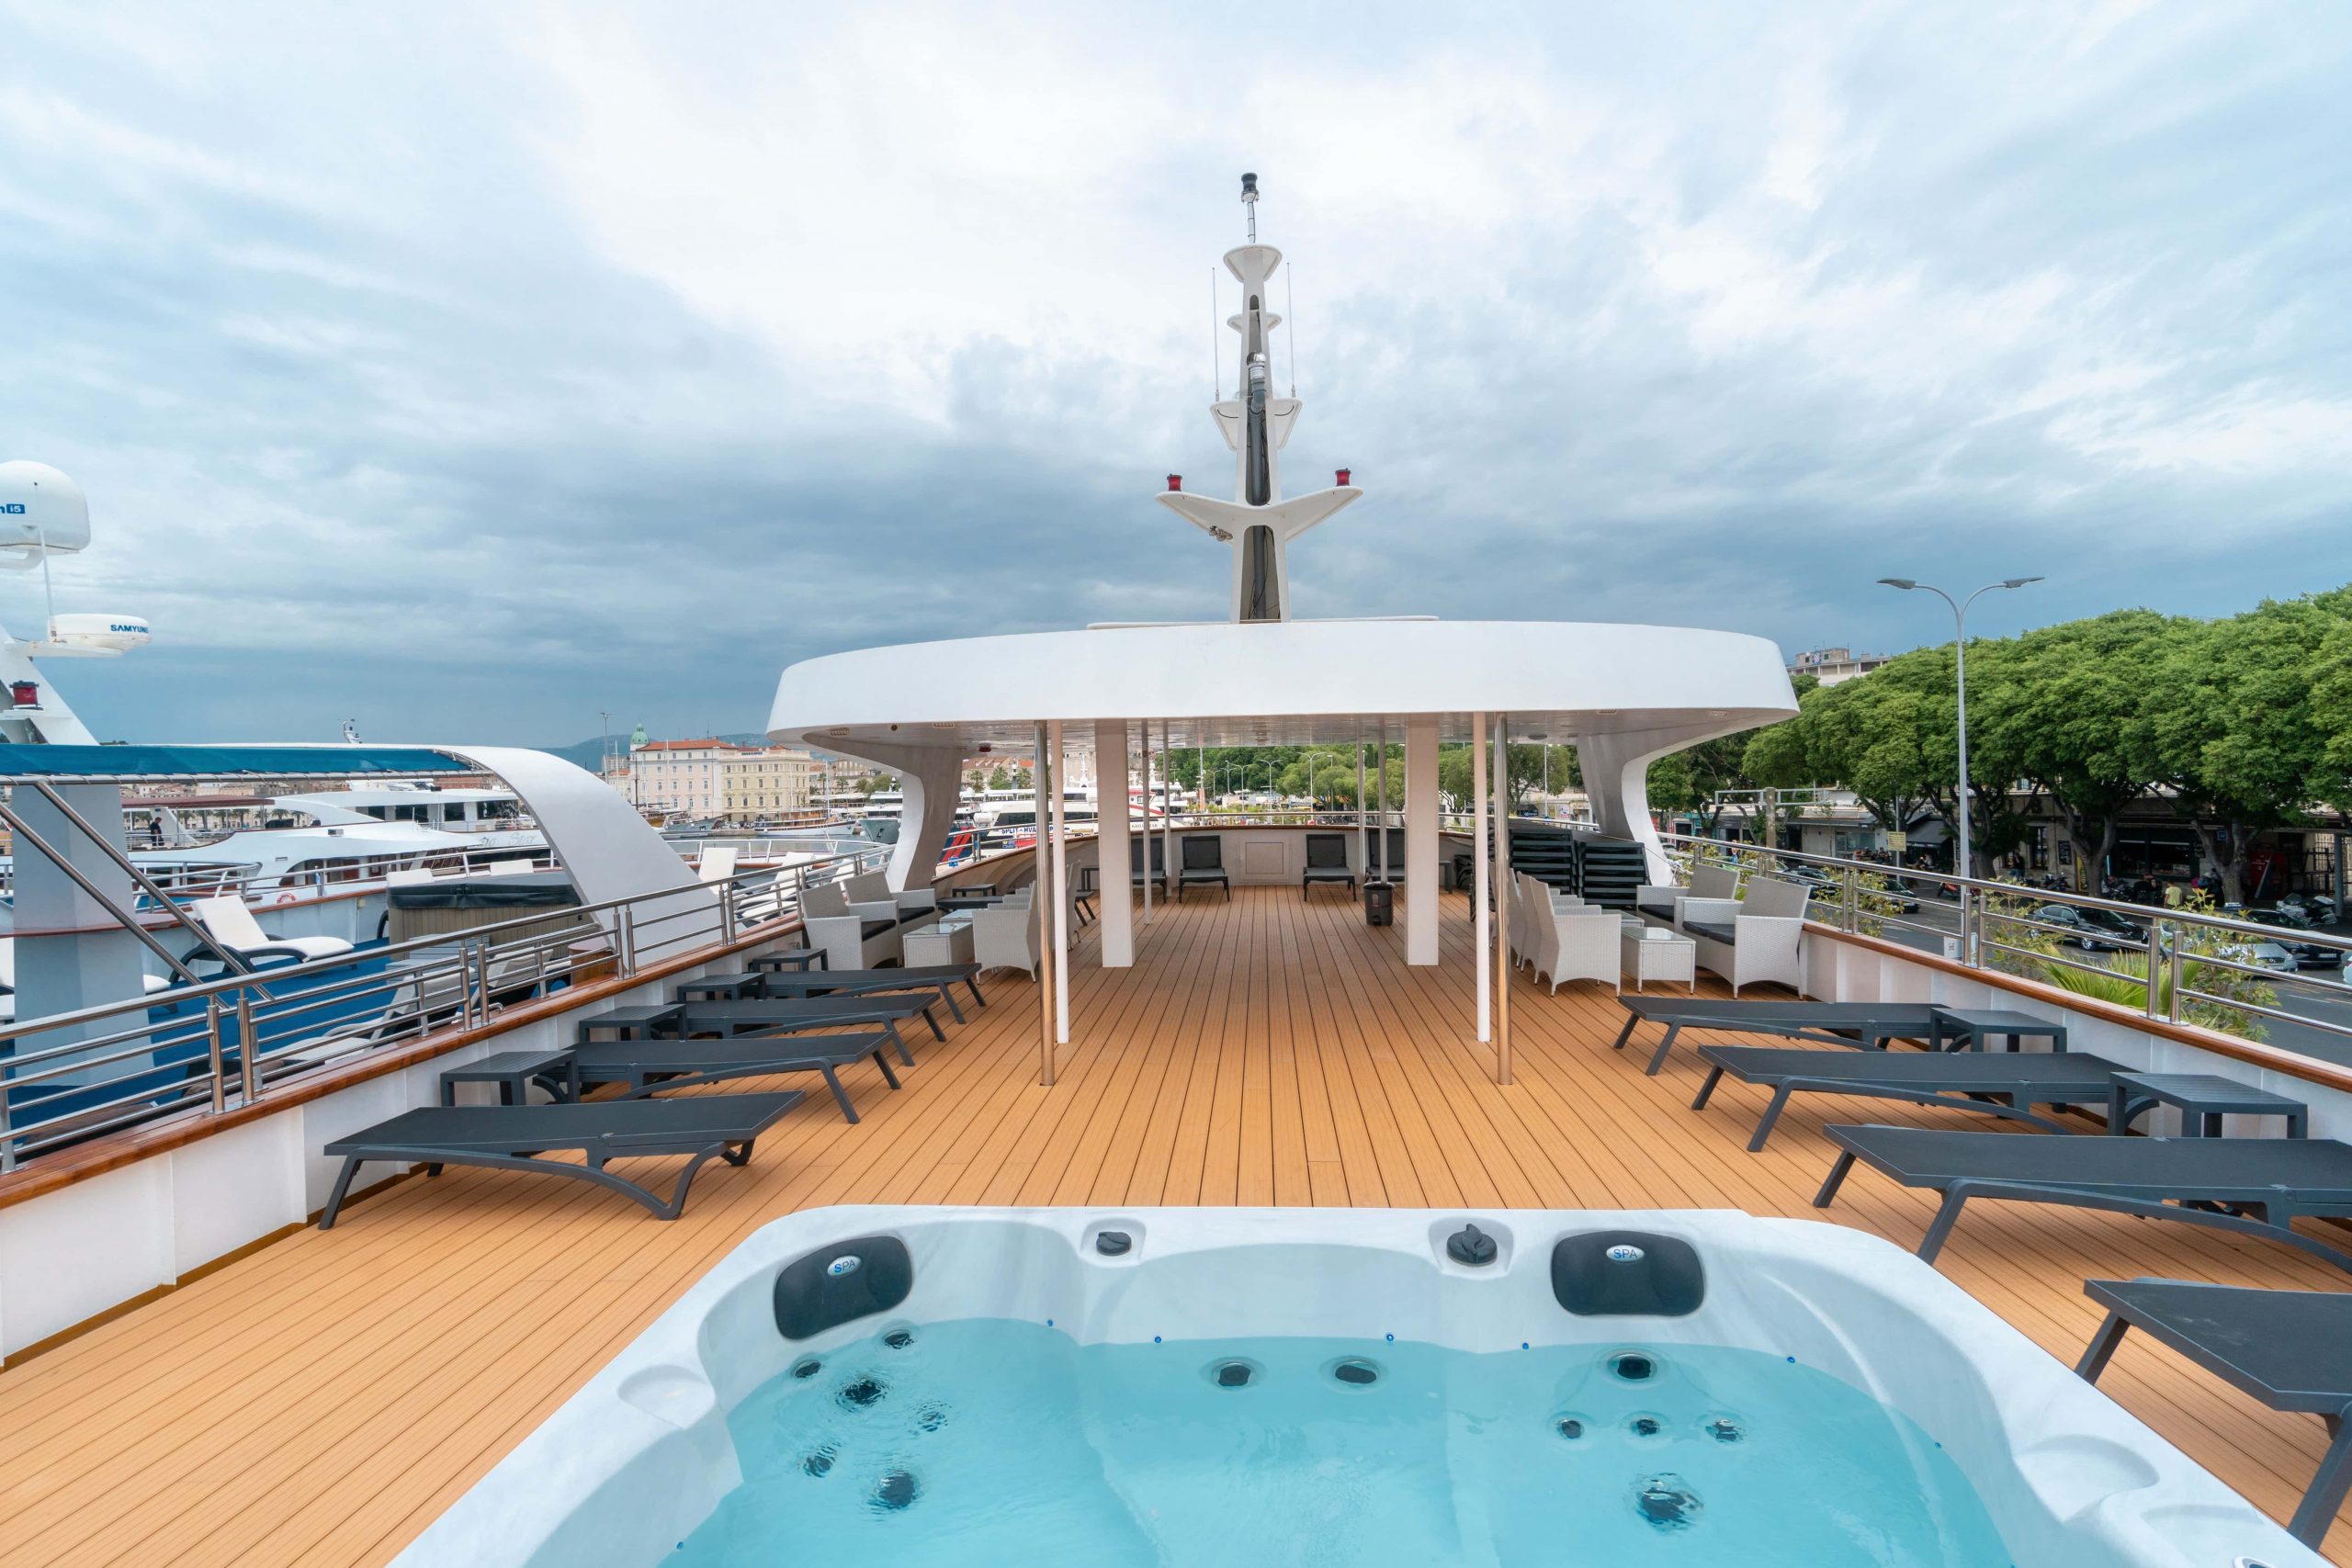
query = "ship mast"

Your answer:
(1157, 174), (1362, 623)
